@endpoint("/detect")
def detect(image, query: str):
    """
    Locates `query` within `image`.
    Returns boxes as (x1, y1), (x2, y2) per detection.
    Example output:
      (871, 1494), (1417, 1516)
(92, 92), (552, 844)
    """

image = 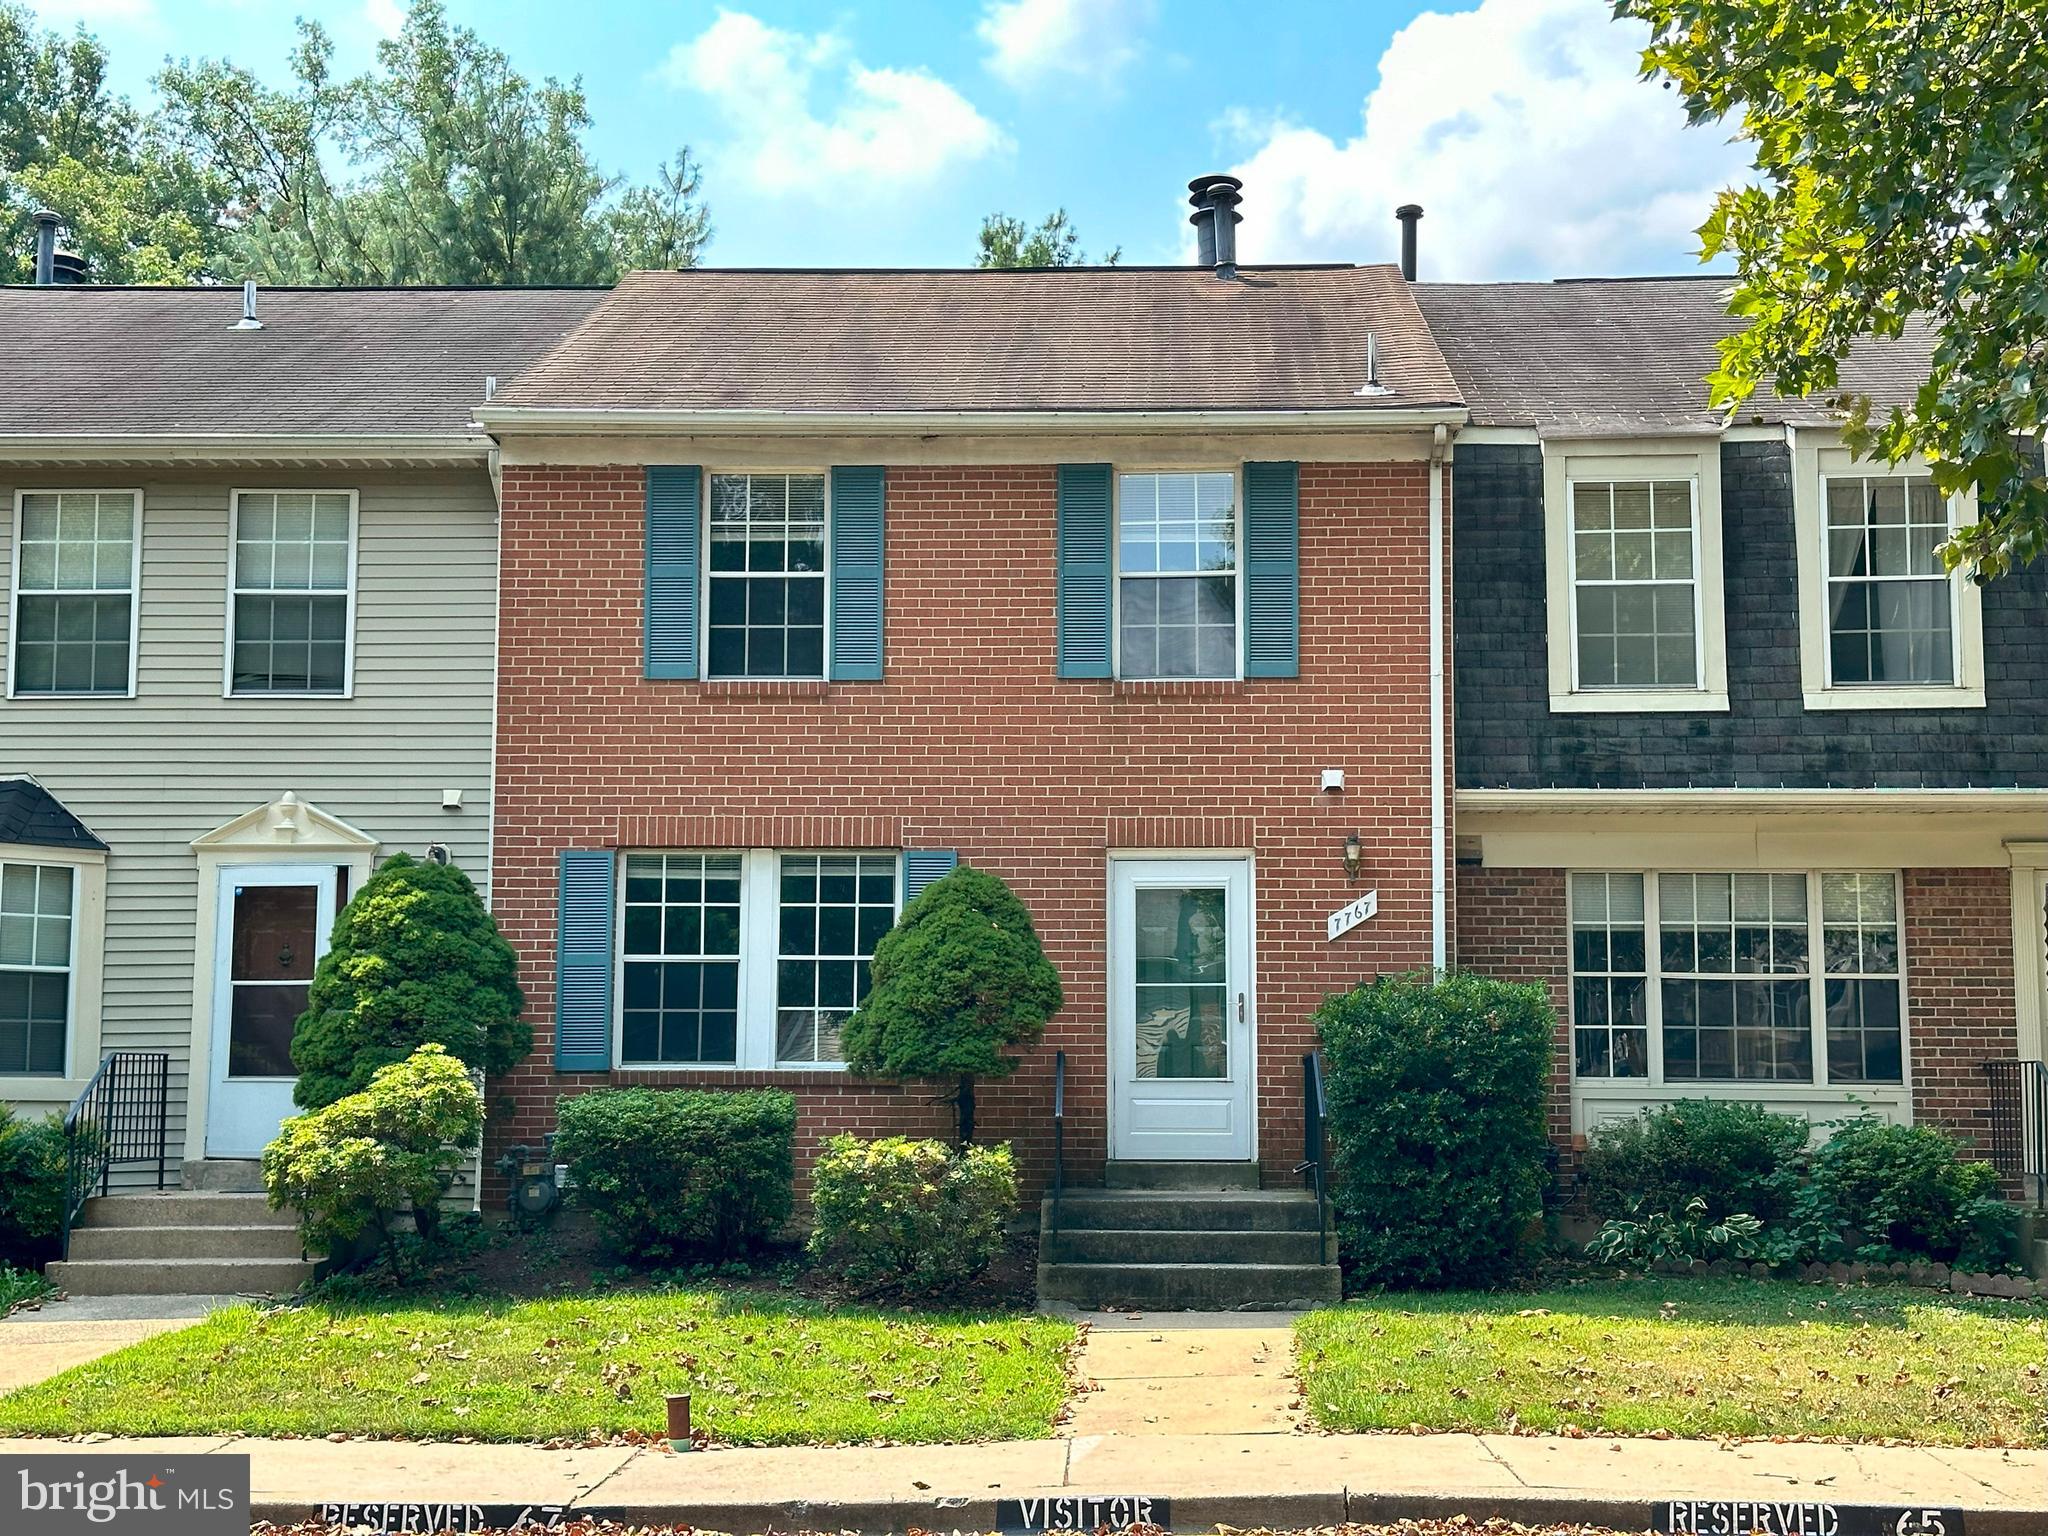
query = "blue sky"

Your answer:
(34, 0), (1750, 278)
